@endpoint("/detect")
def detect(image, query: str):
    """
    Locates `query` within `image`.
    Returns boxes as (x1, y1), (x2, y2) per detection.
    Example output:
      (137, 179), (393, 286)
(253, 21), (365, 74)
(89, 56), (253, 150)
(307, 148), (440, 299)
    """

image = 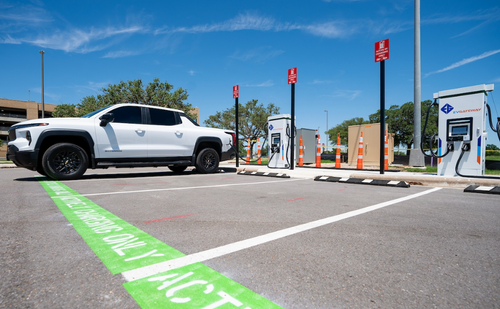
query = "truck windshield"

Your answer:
(81, 106), (111, 118)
